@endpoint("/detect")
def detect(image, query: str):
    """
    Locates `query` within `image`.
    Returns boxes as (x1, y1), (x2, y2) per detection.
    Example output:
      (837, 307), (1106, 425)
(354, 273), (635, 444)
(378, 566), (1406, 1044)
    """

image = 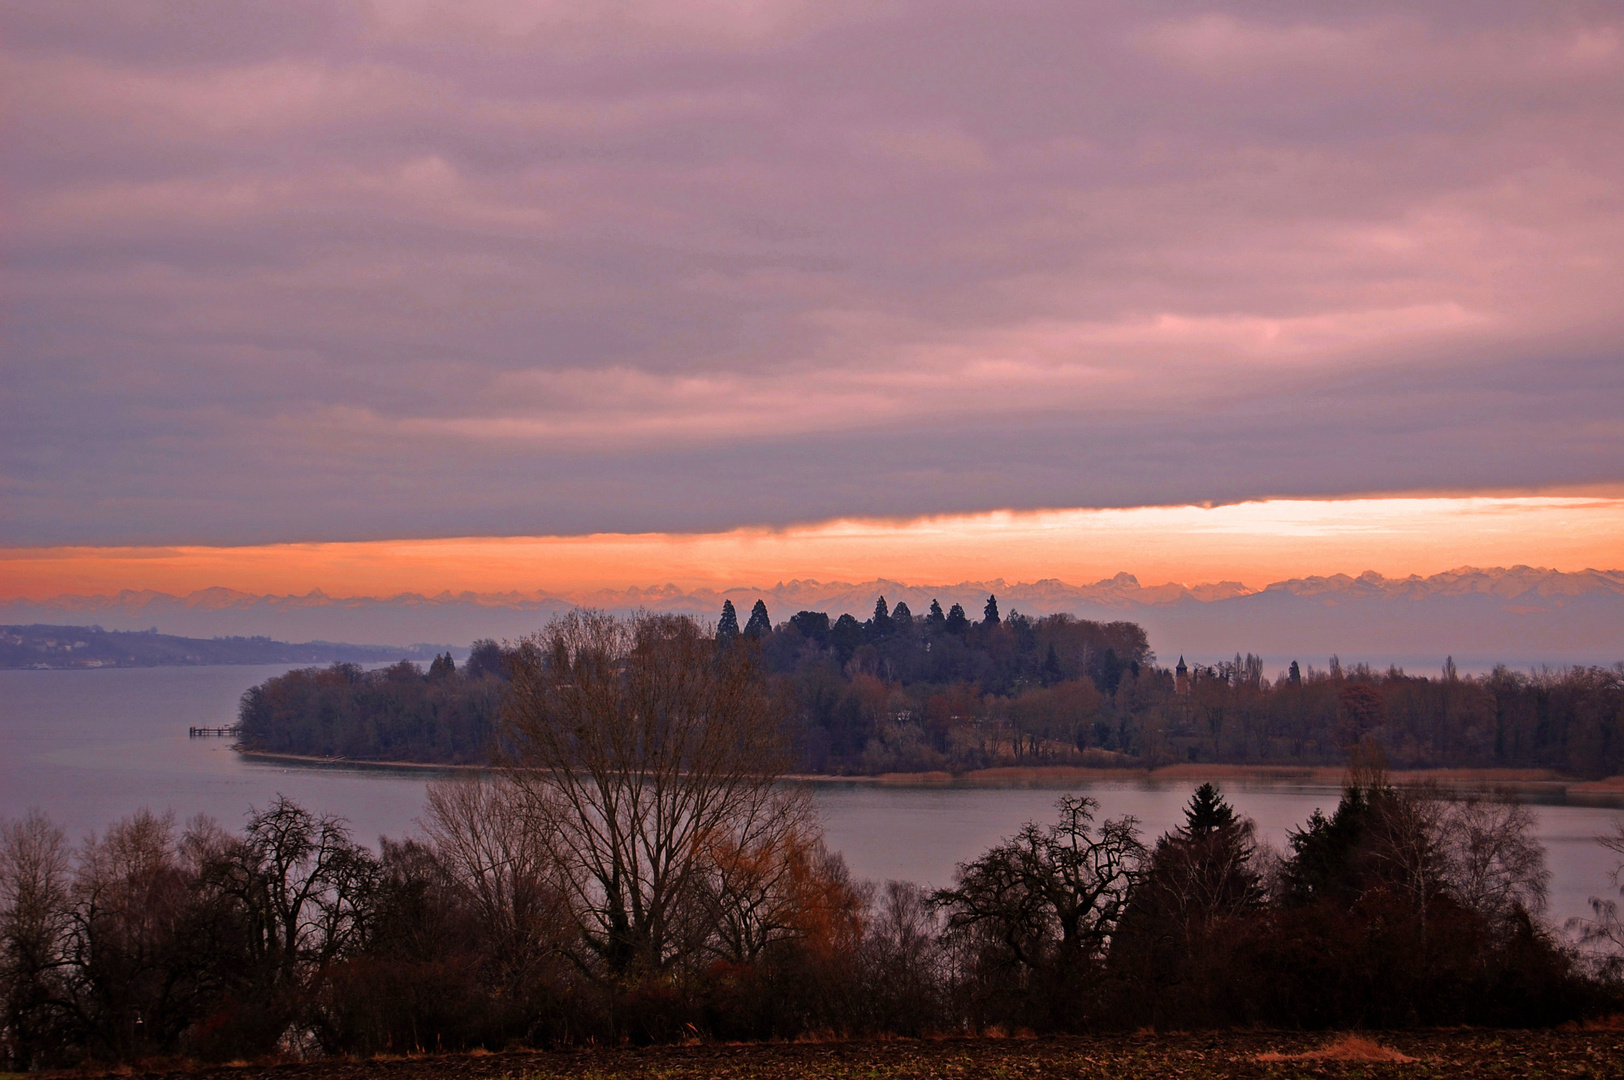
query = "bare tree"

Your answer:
(699, 822), (859, 966)
(1574, 817), (1624, 961)
(1438, 795), (1548, 923)
(422, 774), (569, 989)
(858, 881), (948, 1034)
(935, 796), (1143, 971)
(199, 795), (377, 1049)
(500, 610), (796, 979)
(1366, 786), (1450, 929)
(61, 810), (249, 1059)
(0, 812), (73, 1069)
(1325, 783), (1545, 933)
(933, 796), (1143, 1029)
